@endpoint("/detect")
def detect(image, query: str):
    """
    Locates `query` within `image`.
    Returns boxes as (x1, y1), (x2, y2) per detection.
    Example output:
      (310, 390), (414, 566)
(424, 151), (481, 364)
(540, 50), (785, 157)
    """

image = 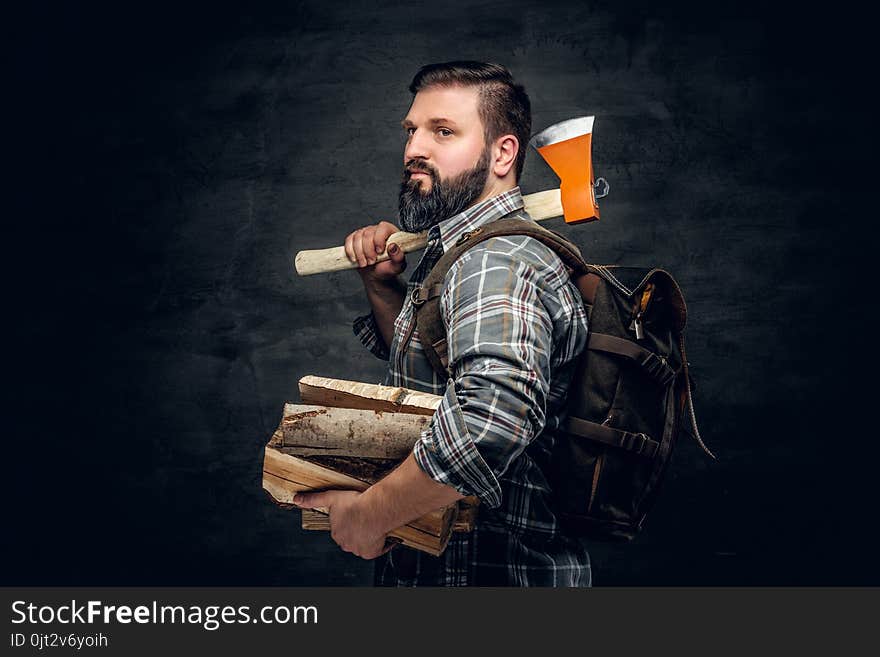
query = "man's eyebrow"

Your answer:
(400, 118), (459, 128)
